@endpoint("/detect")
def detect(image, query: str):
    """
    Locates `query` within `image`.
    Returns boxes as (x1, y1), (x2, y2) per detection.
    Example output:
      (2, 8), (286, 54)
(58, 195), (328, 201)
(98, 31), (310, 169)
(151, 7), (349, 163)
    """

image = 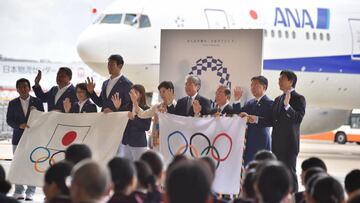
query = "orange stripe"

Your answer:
(300, 131), (335, 141)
